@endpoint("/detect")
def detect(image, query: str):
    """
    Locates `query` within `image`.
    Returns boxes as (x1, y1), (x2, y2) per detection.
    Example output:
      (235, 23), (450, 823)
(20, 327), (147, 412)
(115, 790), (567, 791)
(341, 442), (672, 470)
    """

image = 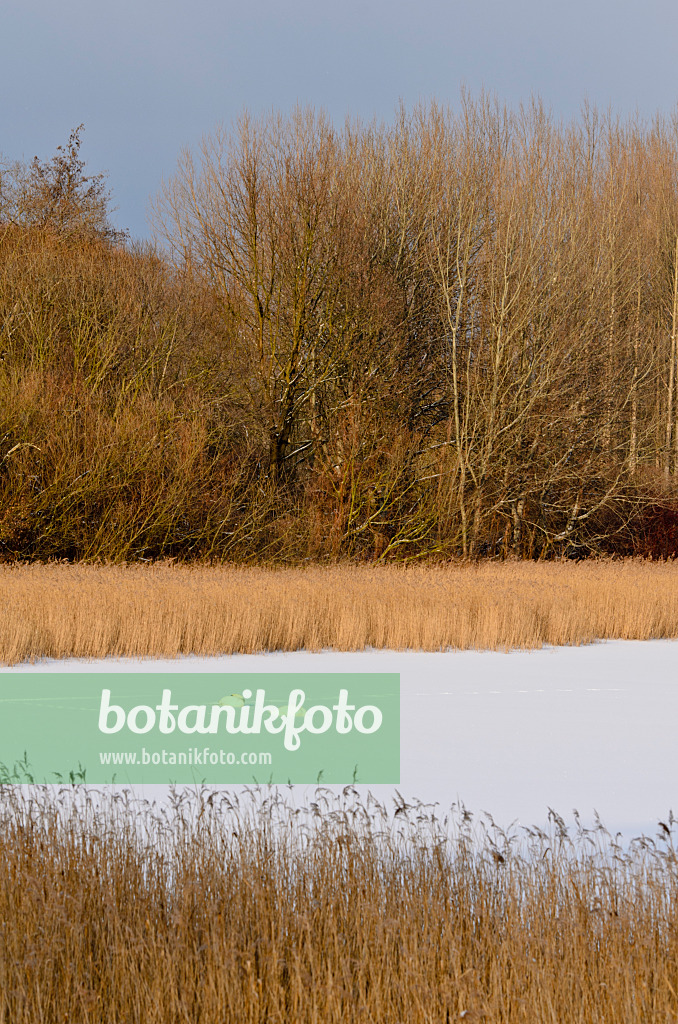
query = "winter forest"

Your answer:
(3, 97), (678, 562)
